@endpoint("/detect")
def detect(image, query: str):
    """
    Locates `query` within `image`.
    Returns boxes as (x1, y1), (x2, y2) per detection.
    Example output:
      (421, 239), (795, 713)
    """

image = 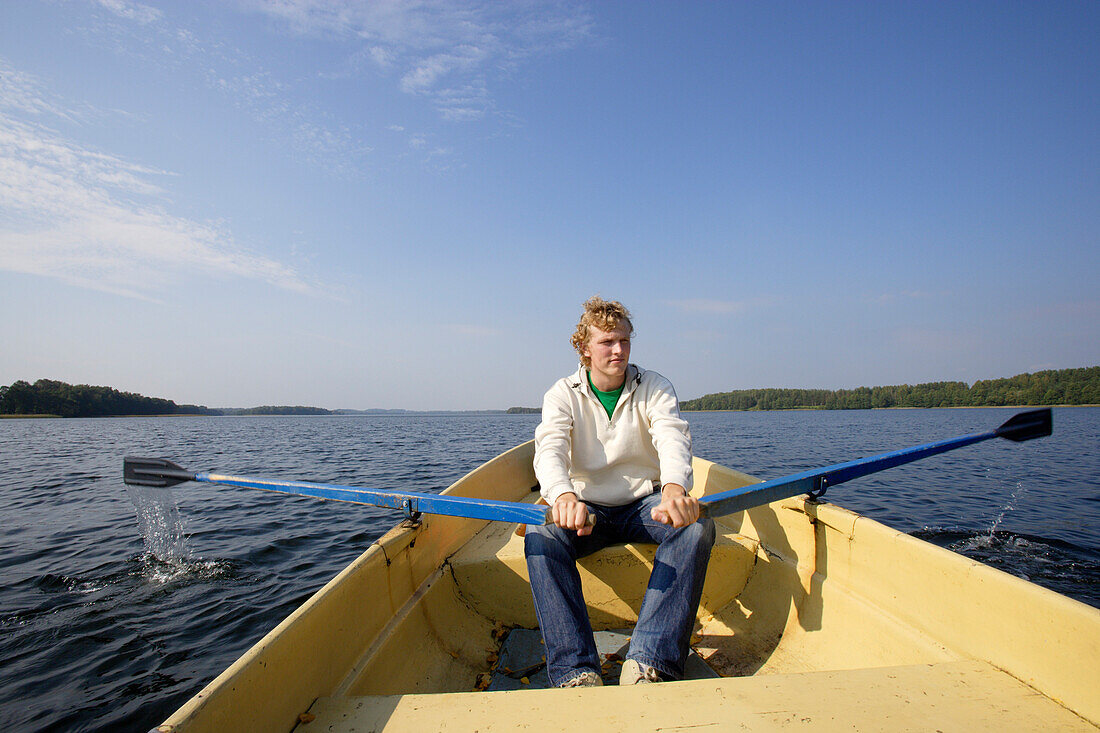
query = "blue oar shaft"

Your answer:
(194, 472), (550, 526)
(126, 410), (1048, 526)
(700, 429), (997, 518)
